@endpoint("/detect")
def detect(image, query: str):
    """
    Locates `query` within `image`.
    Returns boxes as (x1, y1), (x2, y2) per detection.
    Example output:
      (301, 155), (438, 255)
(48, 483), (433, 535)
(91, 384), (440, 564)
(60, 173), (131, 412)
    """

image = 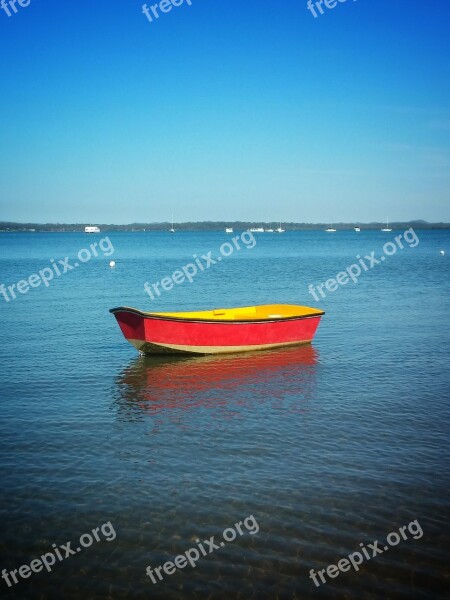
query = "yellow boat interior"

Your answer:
(131, 304), (325, 322)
